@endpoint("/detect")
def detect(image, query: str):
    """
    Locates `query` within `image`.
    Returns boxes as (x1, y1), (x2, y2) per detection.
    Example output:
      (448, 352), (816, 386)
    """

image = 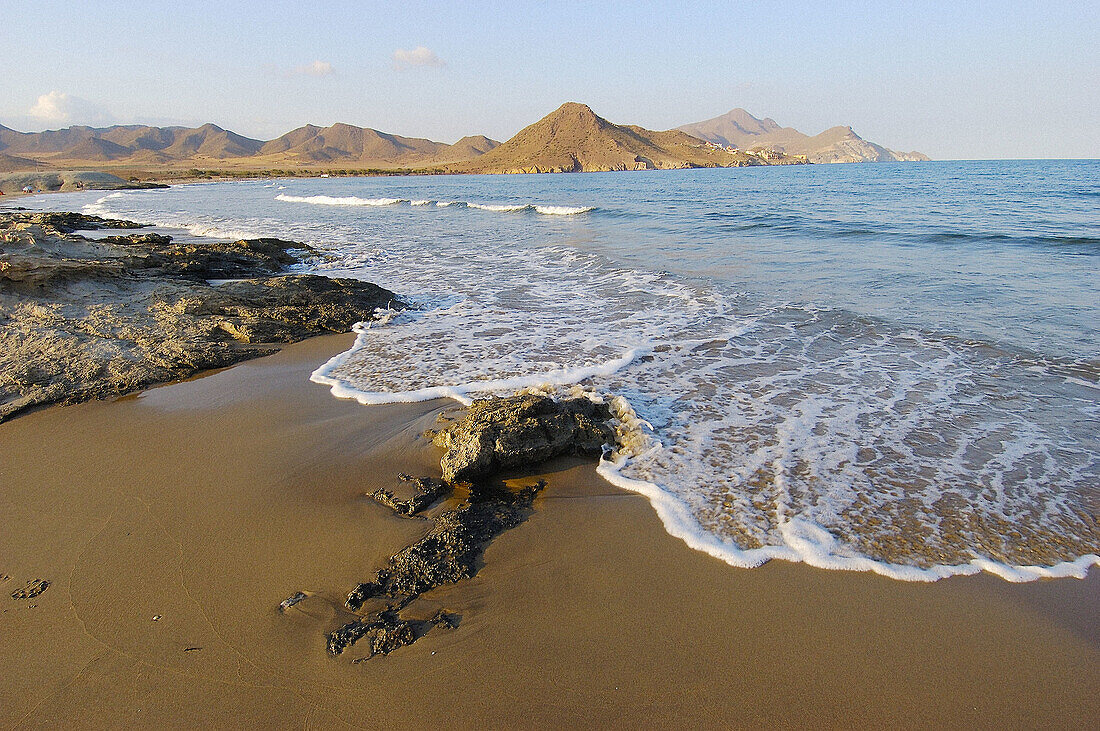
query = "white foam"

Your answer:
(466, 202), (531, 212)
(597, 456), (1100, 582)
(410, 199), (432, 206)
(276, 193), (405, 206)
(311, 320), (650, 406)
(82, 191), (127, 216)
(534, 205), (595, 215)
